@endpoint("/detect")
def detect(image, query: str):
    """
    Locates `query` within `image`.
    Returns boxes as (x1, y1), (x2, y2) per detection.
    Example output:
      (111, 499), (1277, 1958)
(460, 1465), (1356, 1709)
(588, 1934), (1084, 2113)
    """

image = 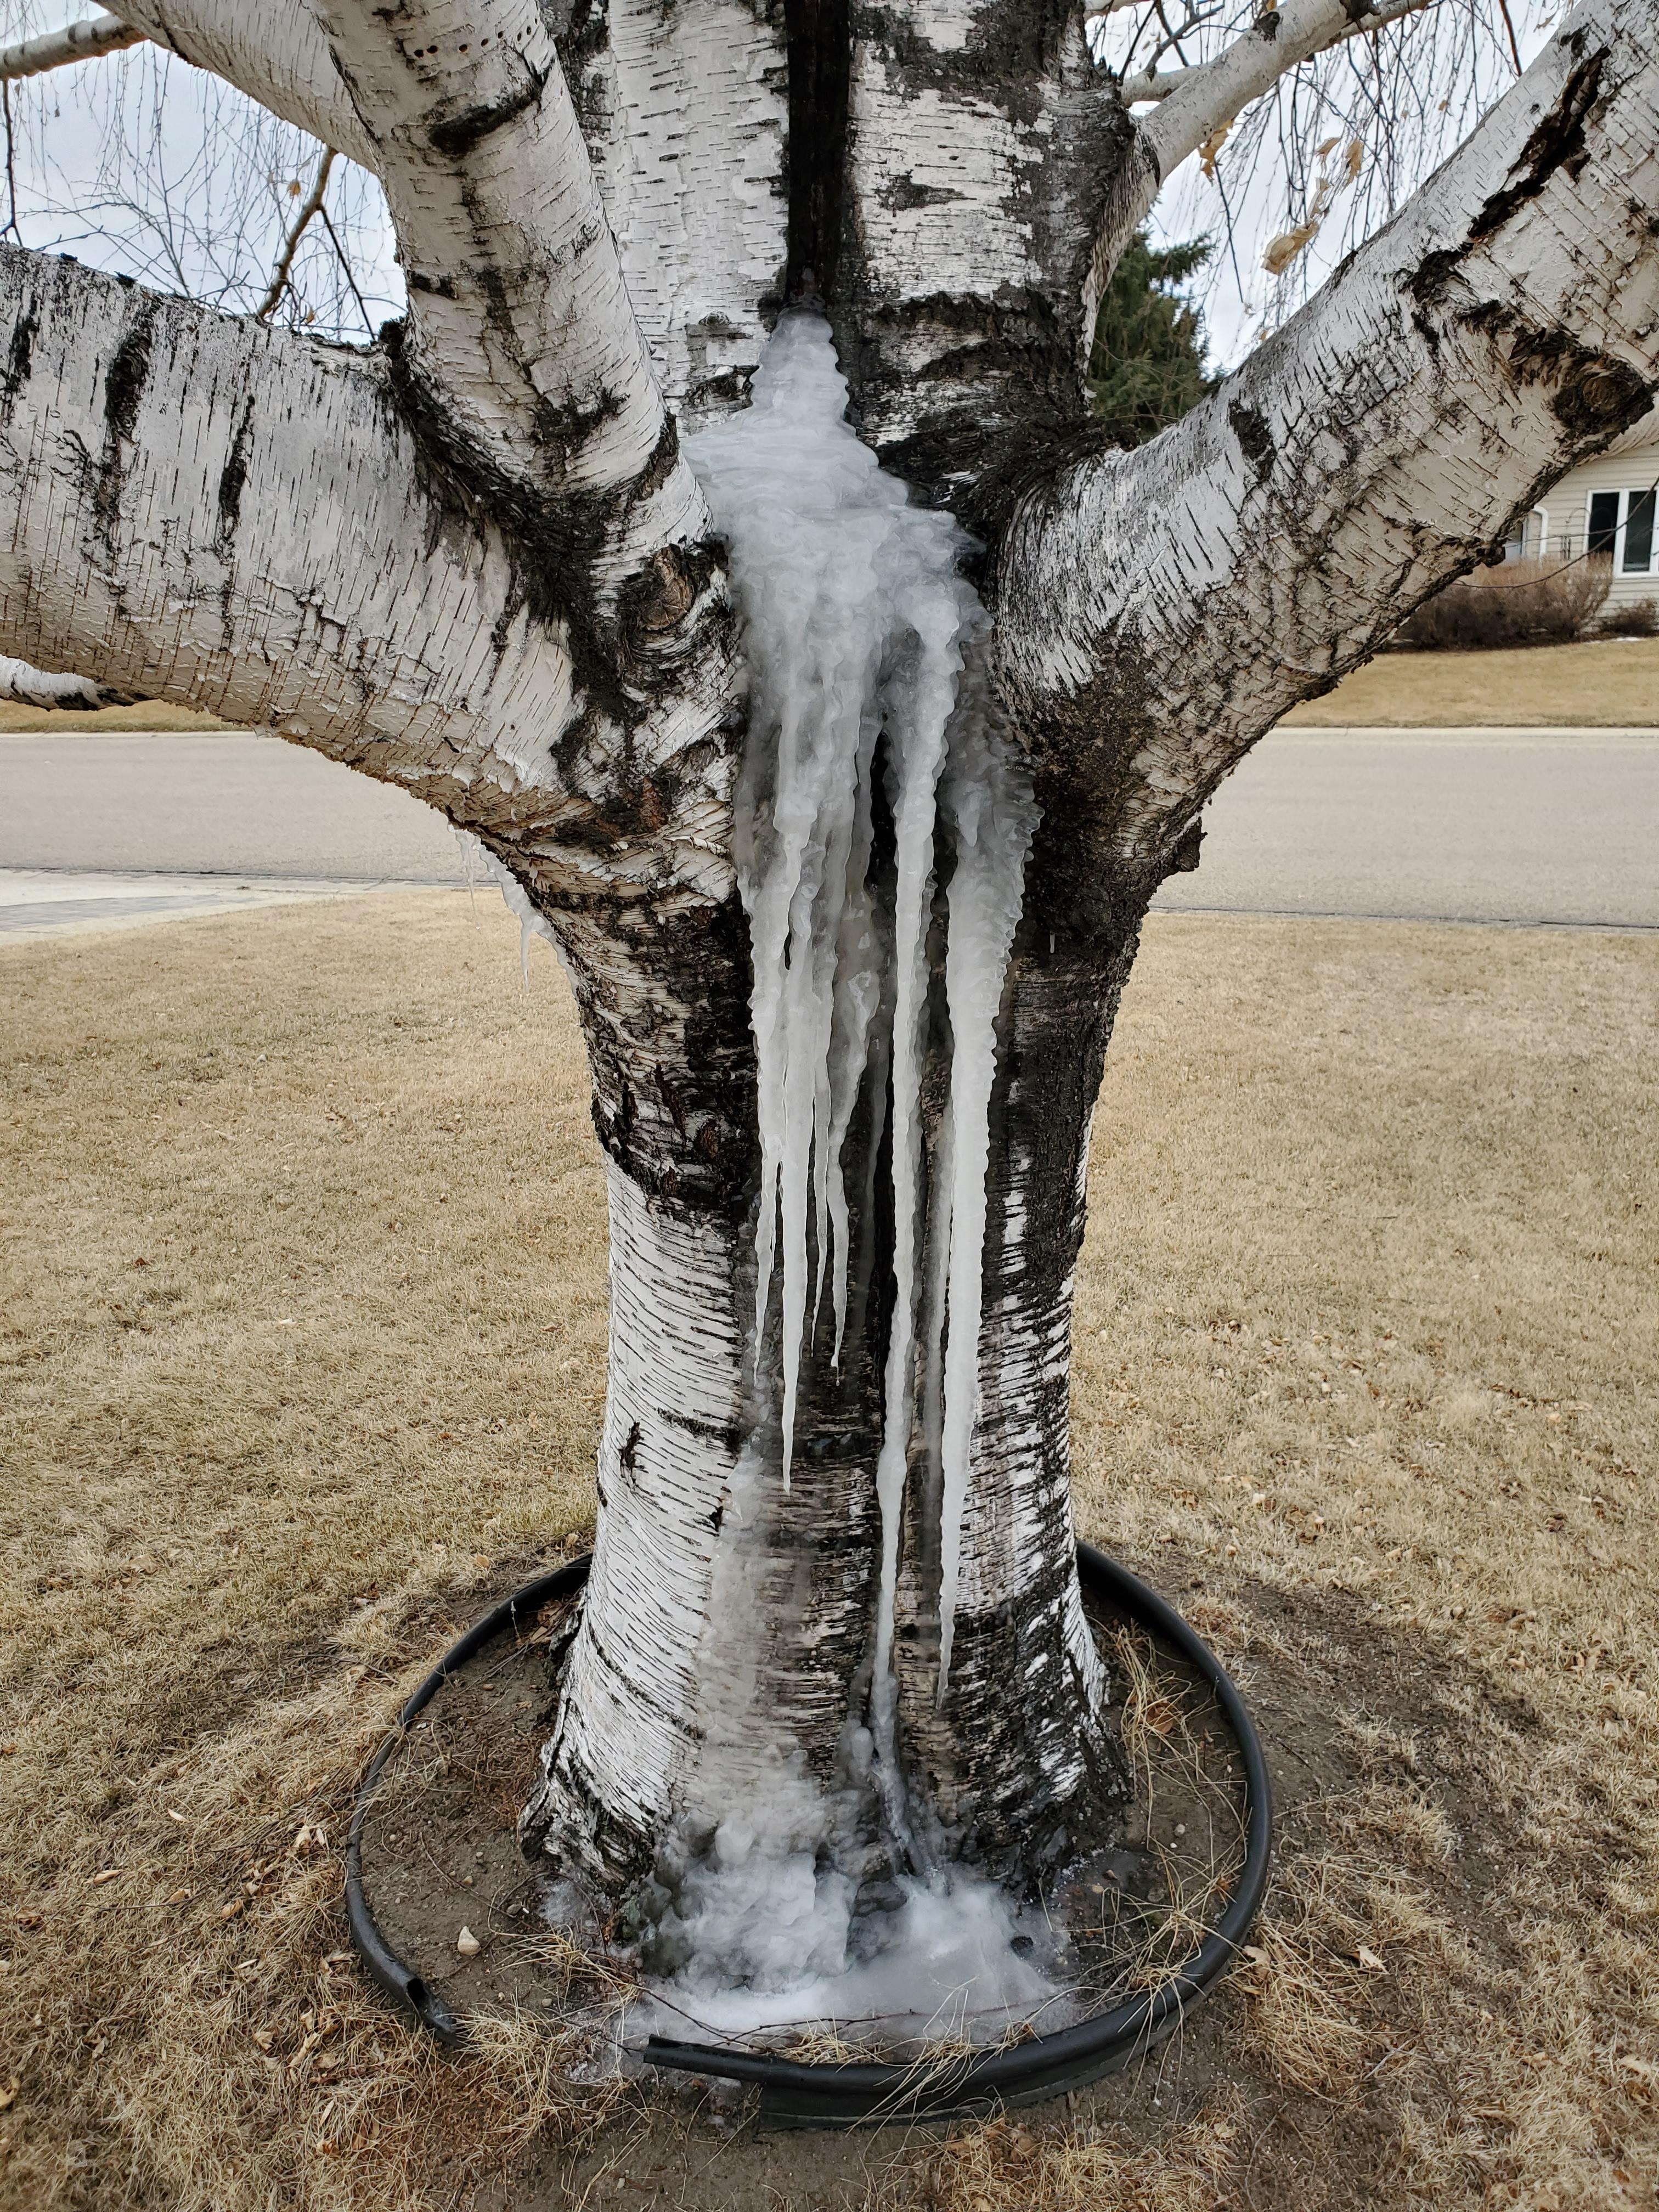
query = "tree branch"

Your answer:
(0, 652), (132, 706)
(110, 0), (376, 167)
(838, 0), (1131, 493)
(27, 2), (785, 417)
(1118, 0), (1435, 103)
(0, 12), (144, 83)
(0, 242), (736, 913)
(0, 241), (549, 768)
(1082, 0), (1449, 330)
(997, 0), (1659, 884)
(313, 0), (704, 592)
(1141, 0), (1438, 176)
